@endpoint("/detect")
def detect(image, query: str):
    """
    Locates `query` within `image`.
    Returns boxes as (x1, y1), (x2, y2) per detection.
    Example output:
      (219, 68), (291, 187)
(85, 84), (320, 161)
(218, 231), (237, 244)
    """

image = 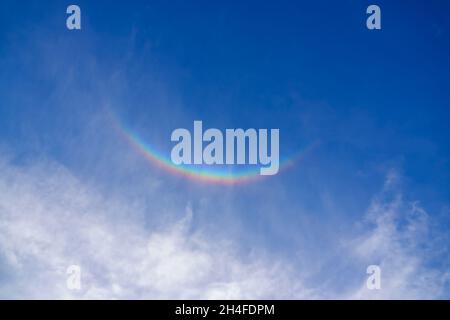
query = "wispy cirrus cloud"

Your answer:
(0, 157), (310, 299)
(347, 170), (449, 299)
(0, 157), (448, 299)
